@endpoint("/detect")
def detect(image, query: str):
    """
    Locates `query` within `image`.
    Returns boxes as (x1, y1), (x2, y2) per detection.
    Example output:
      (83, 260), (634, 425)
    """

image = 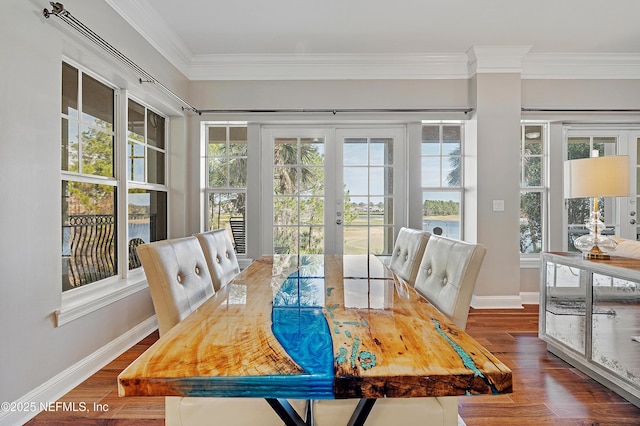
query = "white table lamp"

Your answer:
(564, 155), (630, 259)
